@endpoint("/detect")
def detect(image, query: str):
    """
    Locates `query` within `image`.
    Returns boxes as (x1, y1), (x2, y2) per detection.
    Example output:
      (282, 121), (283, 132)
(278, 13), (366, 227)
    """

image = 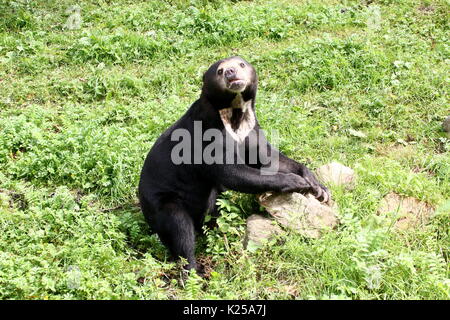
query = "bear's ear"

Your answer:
(242, 74), (258, 102)
(202, 70), (210, 91)
(202, 66), (212, 84)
